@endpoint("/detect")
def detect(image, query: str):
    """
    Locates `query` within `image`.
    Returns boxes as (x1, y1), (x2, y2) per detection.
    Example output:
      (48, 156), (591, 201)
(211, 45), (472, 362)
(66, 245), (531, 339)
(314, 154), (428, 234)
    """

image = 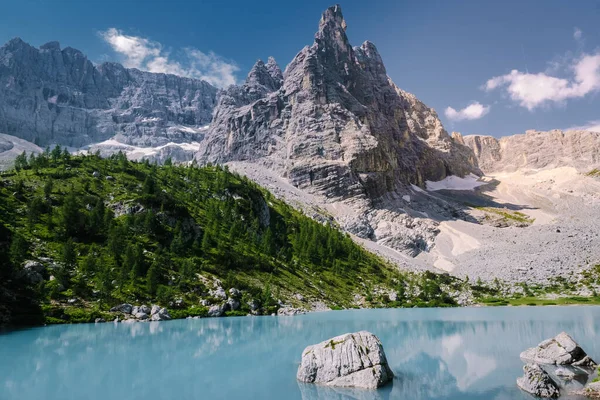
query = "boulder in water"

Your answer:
(520, 332), (596, 366)
(516, 363), (560, 398)
(297, 331), (393, 389)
